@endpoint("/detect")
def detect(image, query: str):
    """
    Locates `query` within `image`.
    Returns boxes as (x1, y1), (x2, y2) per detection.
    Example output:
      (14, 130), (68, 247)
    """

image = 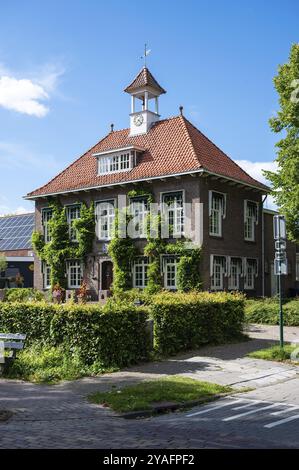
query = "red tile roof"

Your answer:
(26, 115), (268, 198)
(124, 67), (166, 94)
